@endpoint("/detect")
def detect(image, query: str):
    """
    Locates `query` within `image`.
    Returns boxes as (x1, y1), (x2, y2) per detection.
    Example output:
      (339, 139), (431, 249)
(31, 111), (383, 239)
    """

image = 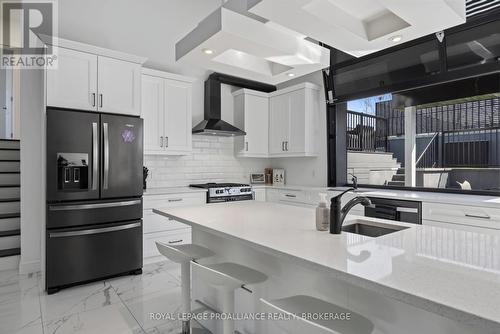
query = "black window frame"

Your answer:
(326, 11), (500, 197)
